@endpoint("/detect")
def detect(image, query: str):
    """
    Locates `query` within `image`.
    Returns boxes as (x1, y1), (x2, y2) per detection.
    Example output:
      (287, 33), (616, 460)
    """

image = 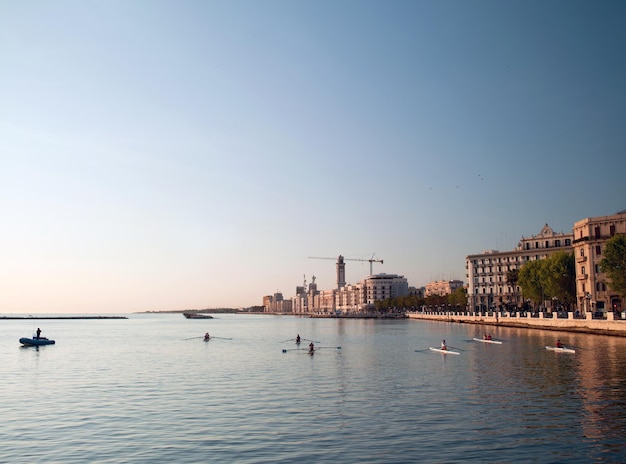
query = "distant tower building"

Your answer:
(336, 255), (346, 289)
